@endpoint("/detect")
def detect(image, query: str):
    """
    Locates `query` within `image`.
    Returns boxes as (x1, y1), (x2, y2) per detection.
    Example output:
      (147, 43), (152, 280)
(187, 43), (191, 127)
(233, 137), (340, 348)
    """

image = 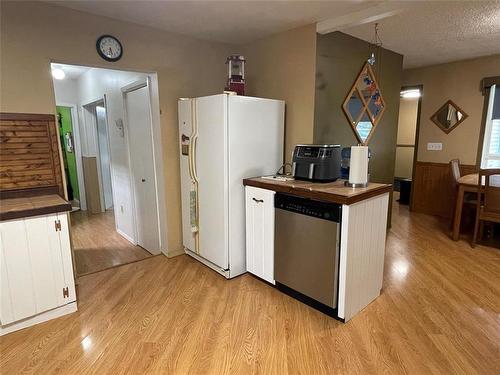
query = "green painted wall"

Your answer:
(57, 106), (79, 200)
